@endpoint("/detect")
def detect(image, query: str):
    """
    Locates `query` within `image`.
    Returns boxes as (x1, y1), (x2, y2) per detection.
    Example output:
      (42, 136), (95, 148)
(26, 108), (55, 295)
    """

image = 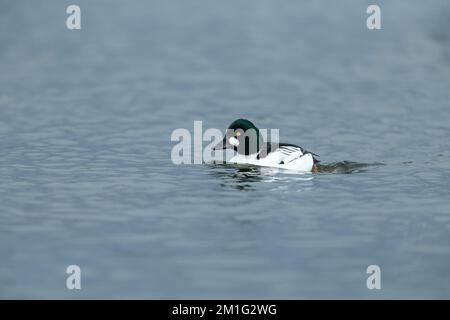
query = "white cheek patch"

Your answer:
(229, 136), (239, 147)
